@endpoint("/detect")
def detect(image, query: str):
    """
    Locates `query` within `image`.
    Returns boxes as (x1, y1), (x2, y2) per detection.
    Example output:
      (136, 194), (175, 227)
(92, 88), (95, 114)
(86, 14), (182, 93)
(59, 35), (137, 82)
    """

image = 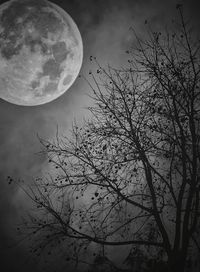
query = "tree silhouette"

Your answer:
(19, 6), (200, 272)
